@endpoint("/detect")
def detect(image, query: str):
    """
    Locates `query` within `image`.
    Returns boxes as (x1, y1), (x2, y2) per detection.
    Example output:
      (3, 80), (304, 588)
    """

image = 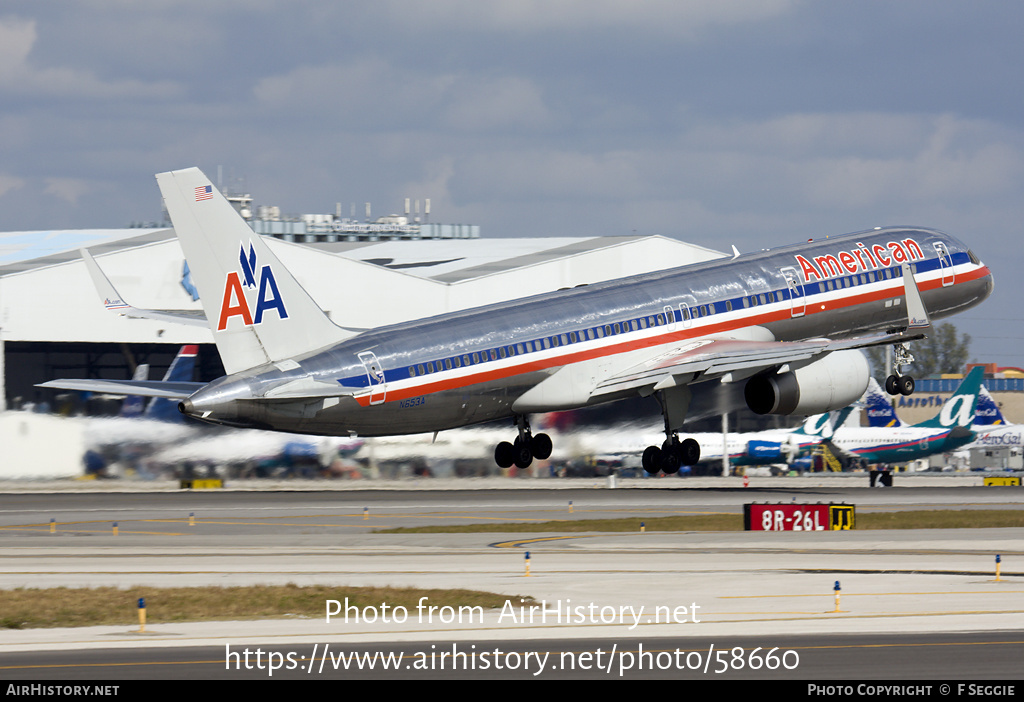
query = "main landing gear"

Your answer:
(885, 342), (916, 397)
(642, 388), (701, 475)
(494, 416), (552, 469)
(642, 434), (700, 475)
